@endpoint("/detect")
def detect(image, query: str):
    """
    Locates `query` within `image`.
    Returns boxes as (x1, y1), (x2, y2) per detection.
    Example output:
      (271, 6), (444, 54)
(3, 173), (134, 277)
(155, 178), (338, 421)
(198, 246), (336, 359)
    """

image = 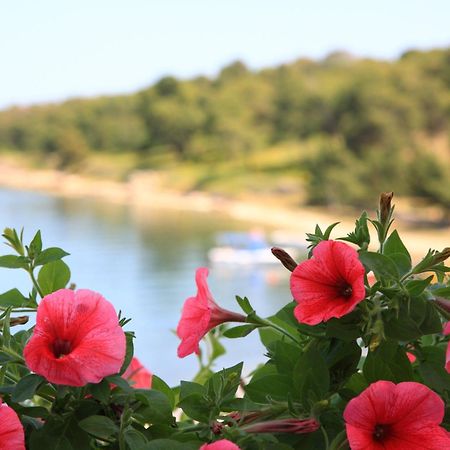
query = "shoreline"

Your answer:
(0, 161), (448, 260)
